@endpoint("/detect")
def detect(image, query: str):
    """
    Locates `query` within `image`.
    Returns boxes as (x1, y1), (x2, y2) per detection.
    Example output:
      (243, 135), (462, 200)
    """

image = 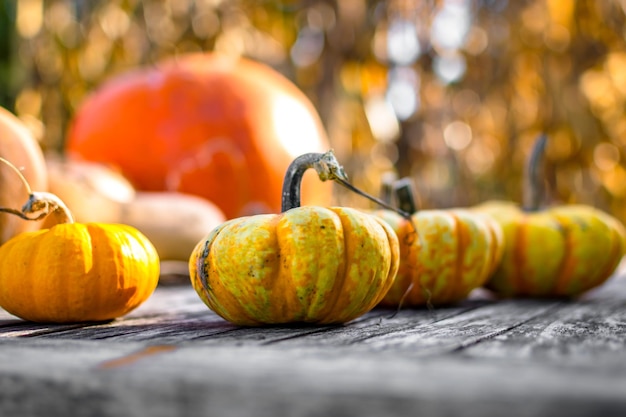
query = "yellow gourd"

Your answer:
(475, 135), (626, 297)
(371, 178), (503, 307)
(189, 150), (401, 326)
